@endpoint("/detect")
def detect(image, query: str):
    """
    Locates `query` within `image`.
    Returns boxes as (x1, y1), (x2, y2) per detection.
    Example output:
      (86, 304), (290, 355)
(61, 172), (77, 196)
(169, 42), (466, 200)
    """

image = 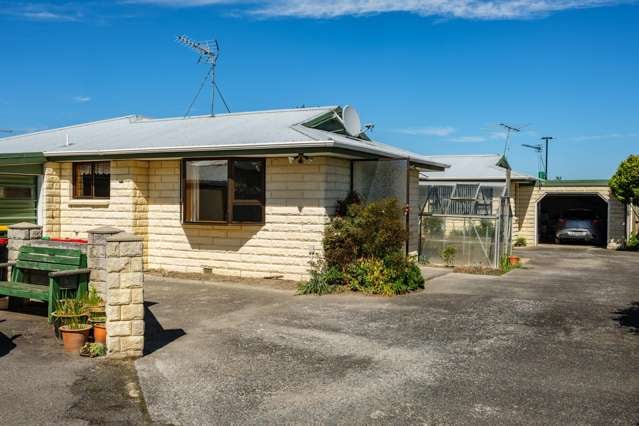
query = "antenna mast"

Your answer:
(499, 123), (521, 155)
(177, 35), (220, 117)
(540, 136), (554, 180)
